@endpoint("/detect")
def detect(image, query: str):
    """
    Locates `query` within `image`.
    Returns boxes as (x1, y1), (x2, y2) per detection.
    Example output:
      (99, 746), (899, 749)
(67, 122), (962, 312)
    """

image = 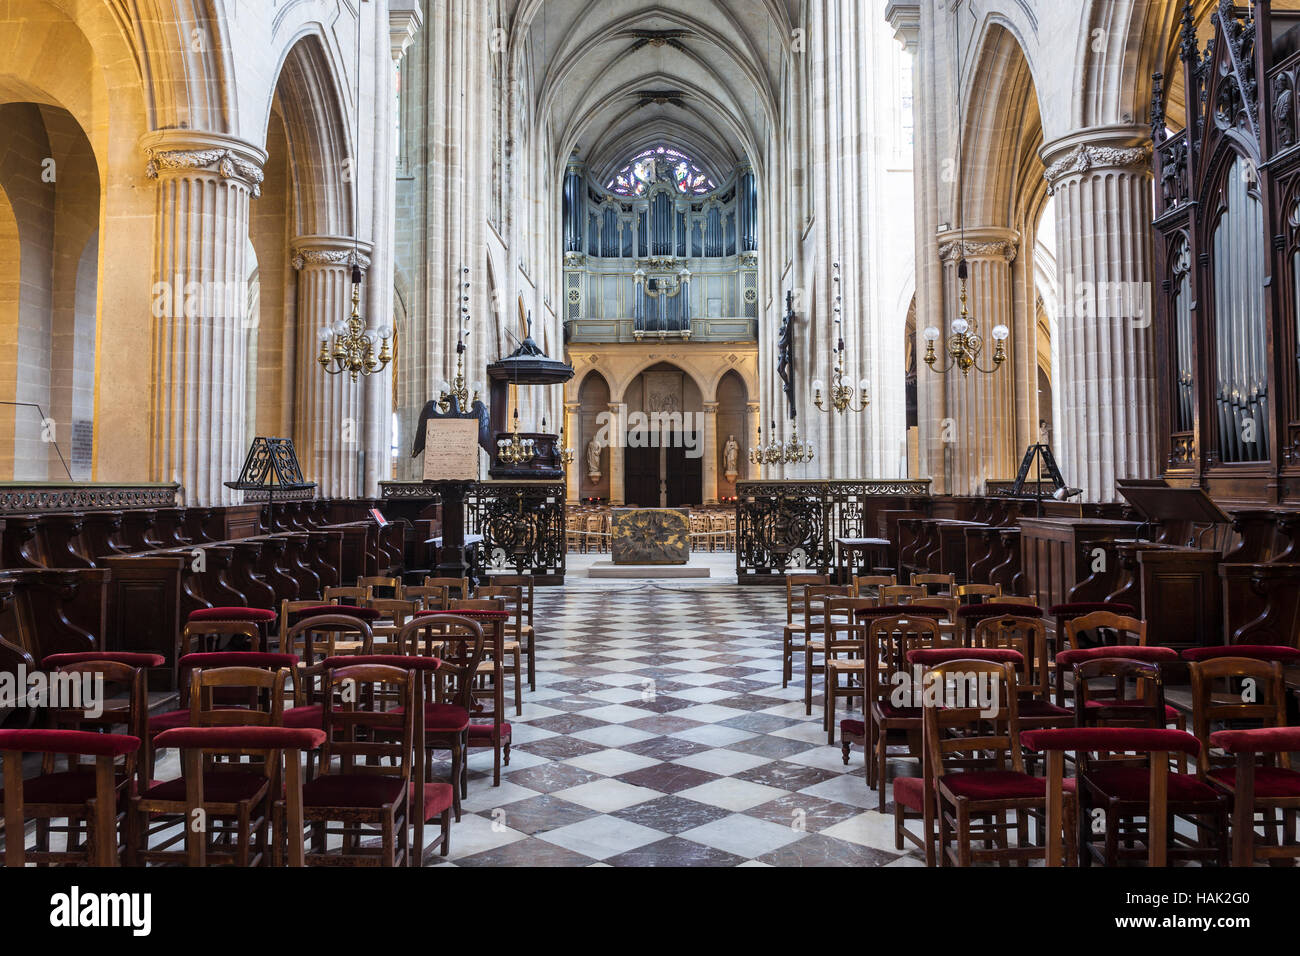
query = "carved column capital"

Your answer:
(937, 228), (1020, 264)
(141, 131), (267, 197)
(1041, 127), (1153, 195)
(291, 236), (374, 274)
